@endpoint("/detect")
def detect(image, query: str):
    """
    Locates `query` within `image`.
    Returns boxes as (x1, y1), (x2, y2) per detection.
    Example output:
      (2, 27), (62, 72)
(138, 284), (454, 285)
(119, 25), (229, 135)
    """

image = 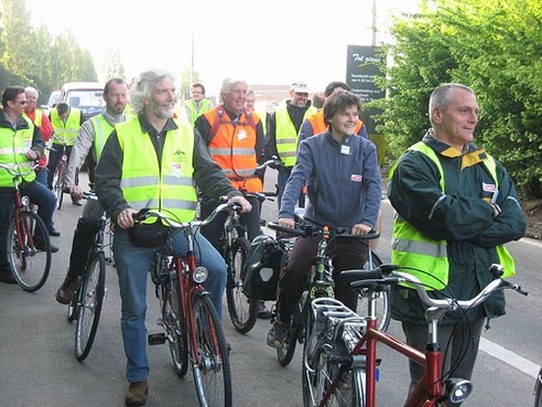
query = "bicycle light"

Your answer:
(21, 195), (30, 207)
(445, 377), (473, 404)
(193, 266), (208, 284)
